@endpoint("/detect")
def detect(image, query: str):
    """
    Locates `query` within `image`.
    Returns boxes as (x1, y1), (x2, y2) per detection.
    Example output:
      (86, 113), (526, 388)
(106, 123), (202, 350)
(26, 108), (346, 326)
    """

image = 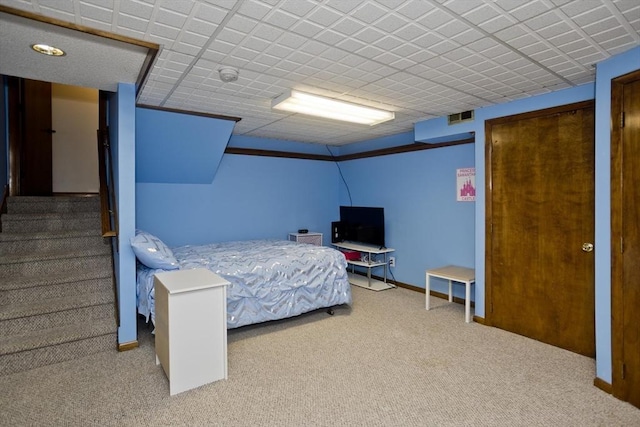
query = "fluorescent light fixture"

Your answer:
(272, 90), (394, 125)
(31, 43), (66, 56)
